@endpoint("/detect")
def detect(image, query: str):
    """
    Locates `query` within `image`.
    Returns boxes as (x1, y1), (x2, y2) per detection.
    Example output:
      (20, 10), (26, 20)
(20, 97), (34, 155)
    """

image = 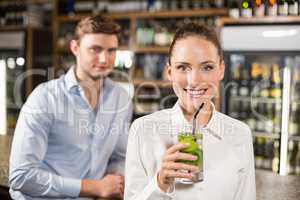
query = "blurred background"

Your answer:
(0, 0), (300, 199)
